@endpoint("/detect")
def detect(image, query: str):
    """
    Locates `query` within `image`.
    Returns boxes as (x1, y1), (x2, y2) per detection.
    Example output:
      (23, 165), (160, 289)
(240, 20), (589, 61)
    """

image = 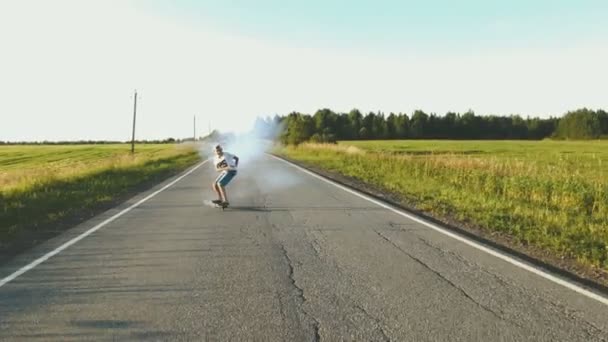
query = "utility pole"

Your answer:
(193, 115), (196, 141)
(131, 90), (137, 154)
